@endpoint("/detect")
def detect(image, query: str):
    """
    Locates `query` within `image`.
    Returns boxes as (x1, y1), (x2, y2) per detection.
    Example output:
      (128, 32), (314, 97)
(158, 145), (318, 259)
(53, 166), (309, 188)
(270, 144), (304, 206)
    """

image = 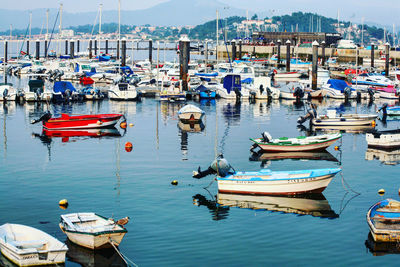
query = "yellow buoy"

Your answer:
(59, 199), (68, 209)
(129, 123), (134, 127)
(334, 146), (339, 151)
(378, 189), (385, 195)
(120, 122), (127, 129)
(371, 121), (376, 127)
(171, 180), (178, 185)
